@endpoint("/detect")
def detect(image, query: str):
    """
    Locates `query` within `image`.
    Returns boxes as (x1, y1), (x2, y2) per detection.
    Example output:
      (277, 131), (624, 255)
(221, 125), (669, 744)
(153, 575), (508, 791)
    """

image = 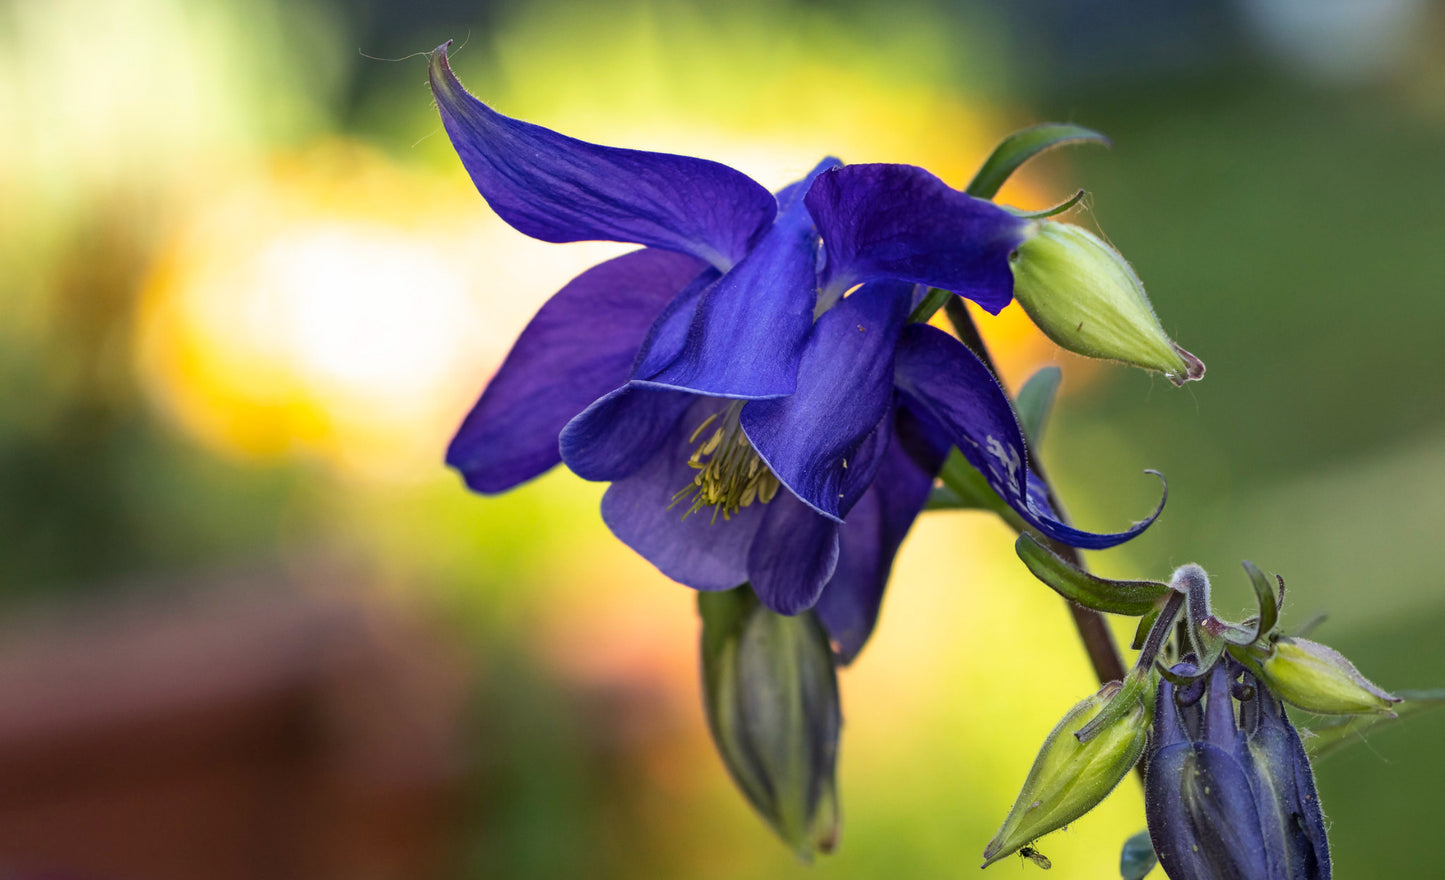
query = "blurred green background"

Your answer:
(2, 0), (1443, 877)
